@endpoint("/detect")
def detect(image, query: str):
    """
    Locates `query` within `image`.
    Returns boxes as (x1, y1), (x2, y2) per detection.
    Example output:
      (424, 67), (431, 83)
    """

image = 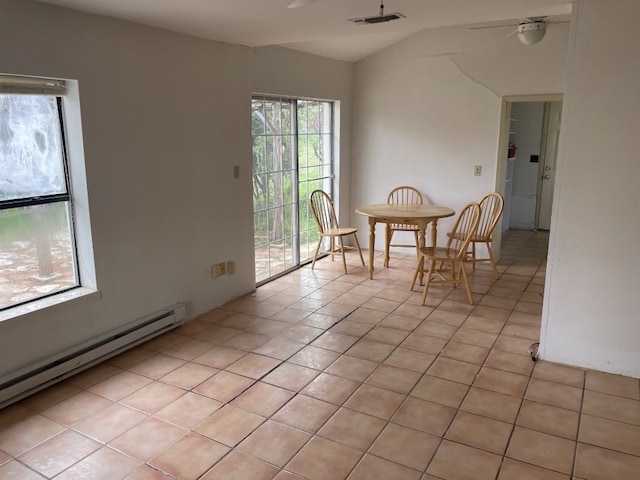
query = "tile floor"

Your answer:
(1, 230), (640, 479)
